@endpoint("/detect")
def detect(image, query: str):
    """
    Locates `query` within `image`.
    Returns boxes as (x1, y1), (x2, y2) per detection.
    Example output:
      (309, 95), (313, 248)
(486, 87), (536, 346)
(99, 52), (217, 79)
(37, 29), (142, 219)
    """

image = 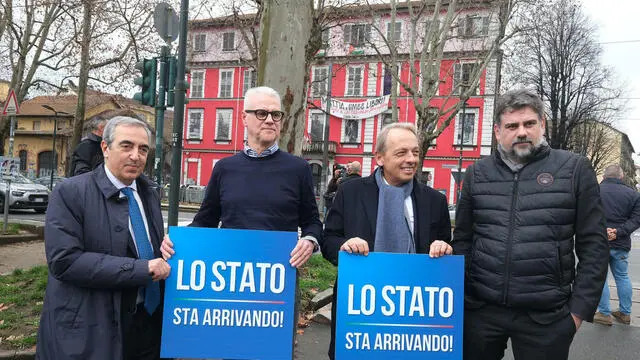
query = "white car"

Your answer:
(0, 175), (50, 213)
